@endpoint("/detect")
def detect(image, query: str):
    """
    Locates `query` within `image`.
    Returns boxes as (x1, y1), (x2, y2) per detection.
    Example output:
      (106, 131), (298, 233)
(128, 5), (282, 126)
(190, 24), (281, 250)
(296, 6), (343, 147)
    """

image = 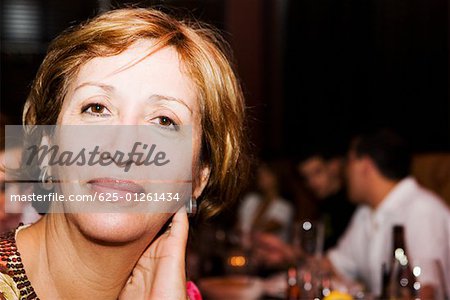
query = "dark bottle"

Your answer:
(387, 225), (416, 300)
(286, 266), (301, 300)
